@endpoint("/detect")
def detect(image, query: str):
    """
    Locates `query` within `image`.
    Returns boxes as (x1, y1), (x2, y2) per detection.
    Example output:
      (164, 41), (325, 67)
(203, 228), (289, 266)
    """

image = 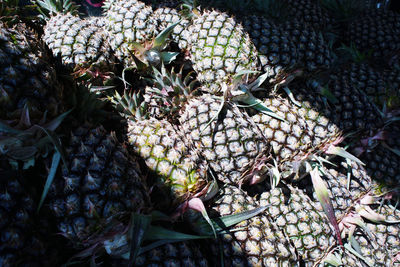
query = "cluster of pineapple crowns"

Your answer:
(2, 0), (400, 265)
